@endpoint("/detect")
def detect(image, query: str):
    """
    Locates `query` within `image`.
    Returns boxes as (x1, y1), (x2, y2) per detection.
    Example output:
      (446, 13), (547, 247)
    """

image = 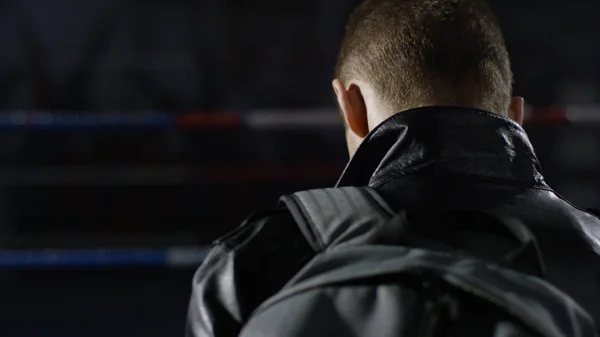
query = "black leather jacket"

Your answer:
(186, 107), (600, 337)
